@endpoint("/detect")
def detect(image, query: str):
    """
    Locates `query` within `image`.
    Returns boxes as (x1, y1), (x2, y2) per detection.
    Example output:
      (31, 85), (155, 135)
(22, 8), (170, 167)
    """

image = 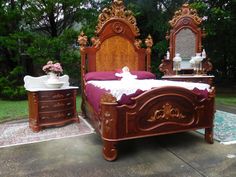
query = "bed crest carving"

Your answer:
(169, 3), (202, 27)
(96, 0), (139, 35)
(147, 103), (186, 122)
